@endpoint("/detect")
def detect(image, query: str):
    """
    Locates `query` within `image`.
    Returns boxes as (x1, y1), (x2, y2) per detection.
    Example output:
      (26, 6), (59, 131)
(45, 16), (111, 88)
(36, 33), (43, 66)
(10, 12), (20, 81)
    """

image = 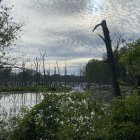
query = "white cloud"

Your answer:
(3, 0), (140, 73)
